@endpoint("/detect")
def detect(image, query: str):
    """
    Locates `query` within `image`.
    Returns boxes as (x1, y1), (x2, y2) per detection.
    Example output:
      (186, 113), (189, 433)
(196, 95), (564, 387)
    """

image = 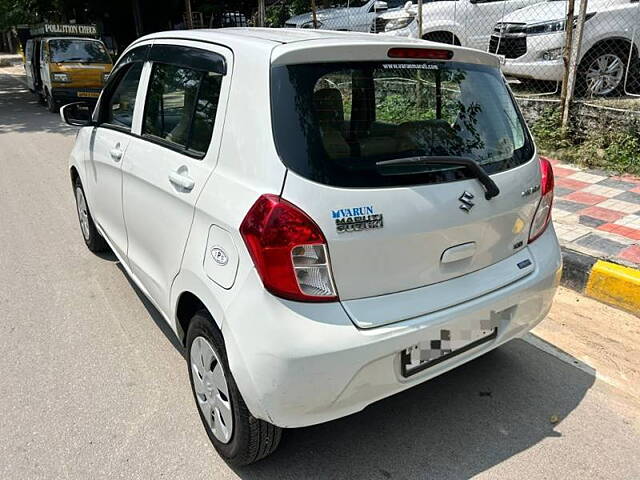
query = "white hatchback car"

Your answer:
(62, 28), (561, 465)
